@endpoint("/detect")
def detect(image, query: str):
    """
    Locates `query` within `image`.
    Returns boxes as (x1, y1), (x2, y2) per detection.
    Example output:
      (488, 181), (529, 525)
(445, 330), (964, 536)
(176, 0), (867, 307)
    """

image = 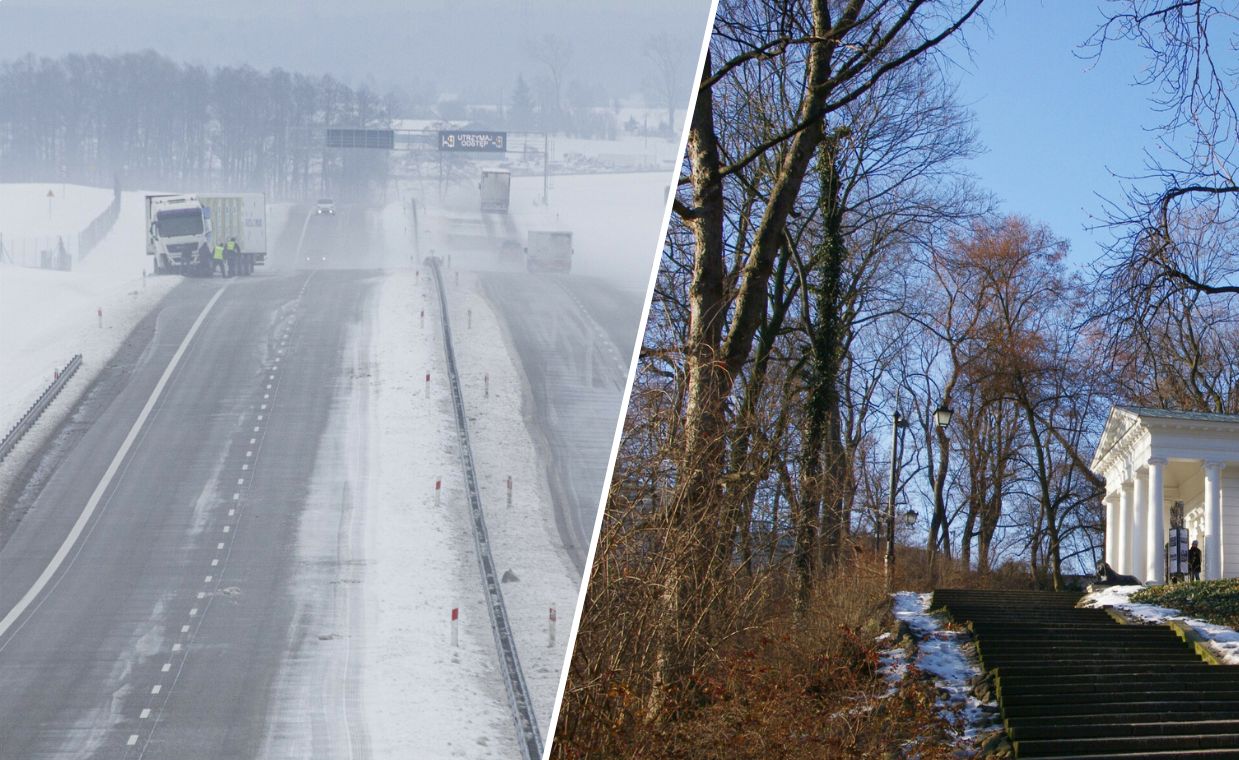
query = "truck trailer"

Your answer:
(146, 193), (266, 275)
(525, 230), (573, 274)
(479, 170), (511, 213)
